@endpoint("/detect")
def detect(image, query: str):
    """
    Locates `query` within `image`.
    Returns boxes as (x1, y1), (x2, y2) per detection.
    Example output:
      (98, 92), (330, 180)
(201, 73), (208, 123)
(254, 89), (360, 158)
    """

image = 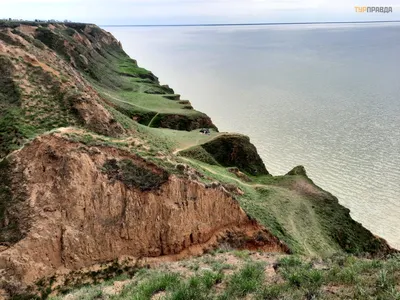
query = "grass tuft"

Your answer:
(222, 262), (265, 298)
